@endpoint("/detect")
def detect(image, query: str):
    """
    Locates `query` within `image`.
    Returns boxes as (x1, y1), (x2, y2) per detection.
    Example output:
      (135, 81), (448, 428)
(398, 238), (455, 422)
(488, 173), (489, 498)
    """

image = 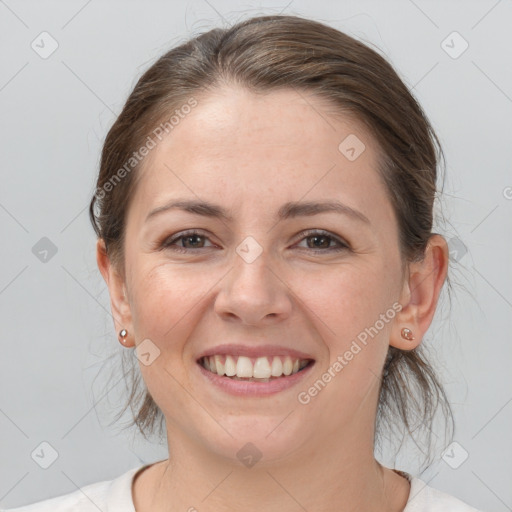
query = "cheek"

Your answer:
(127, 263), (212, 402)
(290, 265), (395, 433)
(294, 261), (399, 414)
(294, 262), (393, 349)
(127, 260), (208, 343)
